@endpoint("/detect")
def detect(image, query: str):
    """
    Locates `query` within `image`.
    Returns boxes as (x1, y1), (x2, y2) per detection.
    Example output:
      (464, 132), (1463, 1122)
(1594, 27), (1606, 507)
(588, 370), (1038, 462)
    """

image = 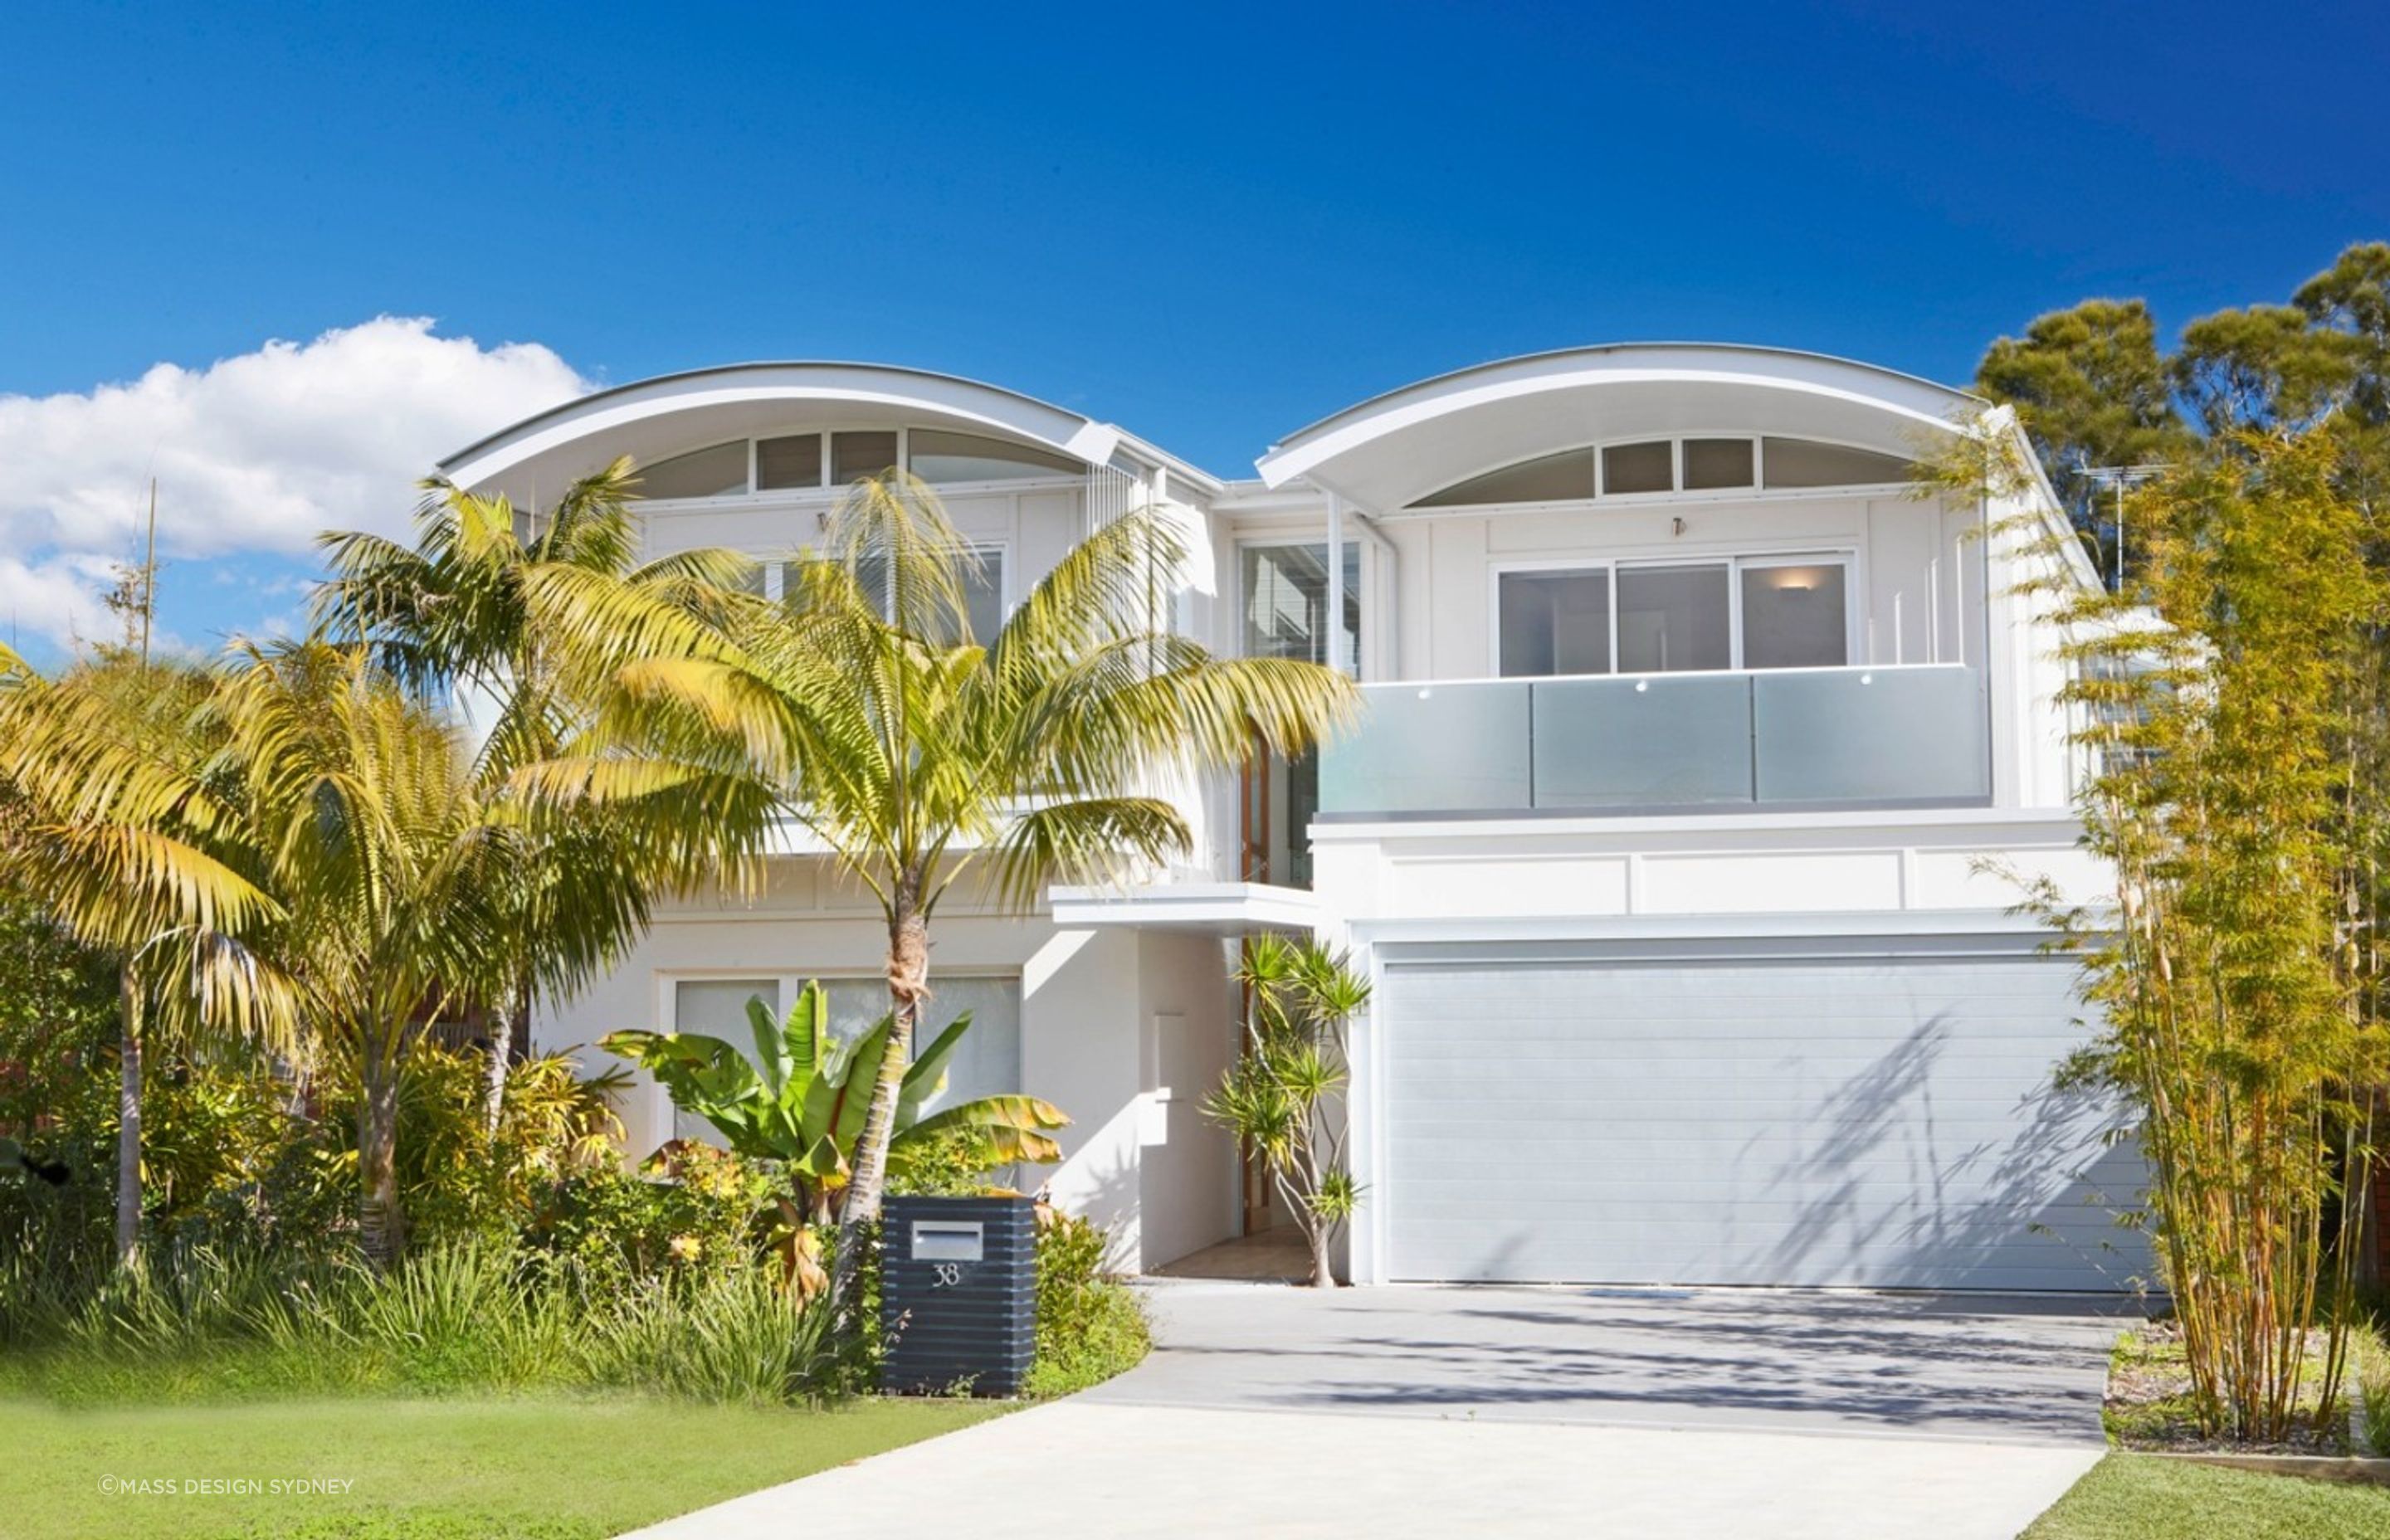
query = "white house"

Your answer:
(442, 344), (2142, 1293)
